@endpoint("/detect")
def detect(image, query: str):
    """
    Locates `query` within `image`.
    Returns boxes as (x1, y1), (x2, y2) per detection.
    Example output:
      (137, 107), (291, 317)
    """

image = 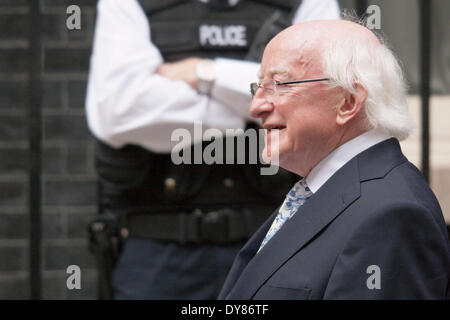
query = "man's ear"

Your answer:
(336, 83), (367, 126)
